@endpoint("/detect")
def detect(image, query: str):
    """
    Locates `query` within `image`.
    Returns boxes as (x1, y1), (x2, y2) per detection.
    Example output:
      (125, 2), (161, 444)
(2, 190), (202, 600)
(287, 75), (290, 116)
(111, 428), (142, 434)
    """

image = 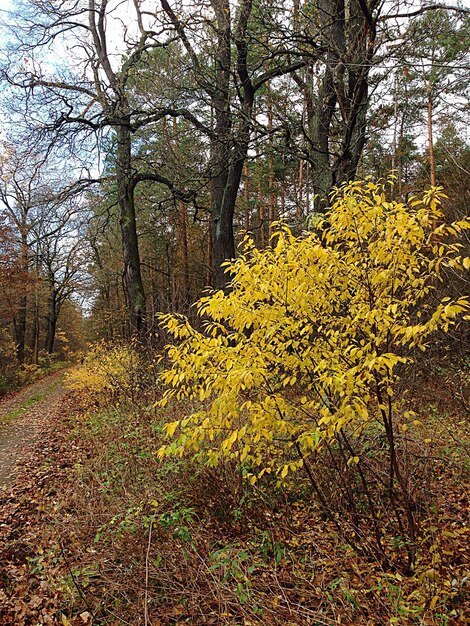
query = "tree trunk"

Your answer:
(206, 223), (213, 287)
(301, 0), (375, 210)
(15, 295), (27, 363)
(297, 159), (304, 221)
(309, 65), (336, 208)
(427, 86), (436, 187)
(268, 89), (276, 238)
(45, 292), (57, 354)
(209, 0), (233, 290)
(15, 235), (29, 362)
(243, 163), (250, 232)
(116, 123), (147, 335)
(177, 201), (190, 308)
(212, 122), (251, 289)
(212, 156), (245, 288)
(258, 171), (266, 249)
(30, 258), (40, 364)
